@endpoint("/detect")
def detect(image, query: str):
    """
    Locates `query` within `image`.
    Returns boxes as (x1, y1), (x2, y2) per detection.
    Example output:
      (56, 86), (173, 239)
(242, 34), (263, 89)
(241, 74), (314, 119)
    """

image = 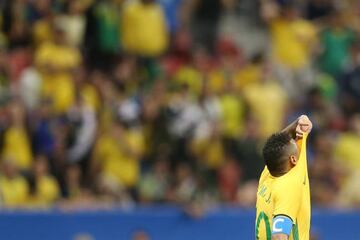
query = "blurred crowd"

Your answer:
(0, 0), (360, 210)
